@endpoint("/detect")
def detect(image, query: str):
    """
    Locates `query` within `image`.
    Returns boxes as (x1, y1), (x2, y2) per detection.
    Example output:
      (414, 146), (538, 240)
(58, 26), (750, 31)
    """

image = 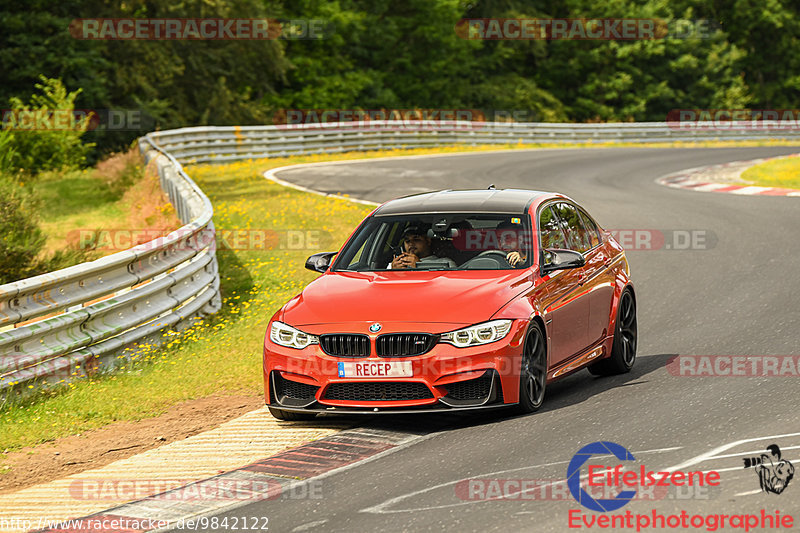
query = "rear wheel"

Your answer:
(588, 289), (637, 376)
(513, 322), (547, 414)
(268, 406), (317, 421)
